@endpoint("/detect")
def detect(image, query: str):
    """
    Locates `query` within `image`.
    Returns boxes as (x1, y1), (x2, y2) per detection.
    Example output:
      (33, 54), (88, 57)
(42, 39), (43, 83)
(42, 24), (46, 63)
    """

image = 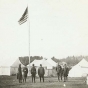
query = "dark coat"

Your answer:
(31, 66), (36, 76)
(63, 67), (69, 77)
(56, 65), (62, 74)
(18, 66), (22, 80)
(38, 67), (45, 76)
(23, 67), (28, 78)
